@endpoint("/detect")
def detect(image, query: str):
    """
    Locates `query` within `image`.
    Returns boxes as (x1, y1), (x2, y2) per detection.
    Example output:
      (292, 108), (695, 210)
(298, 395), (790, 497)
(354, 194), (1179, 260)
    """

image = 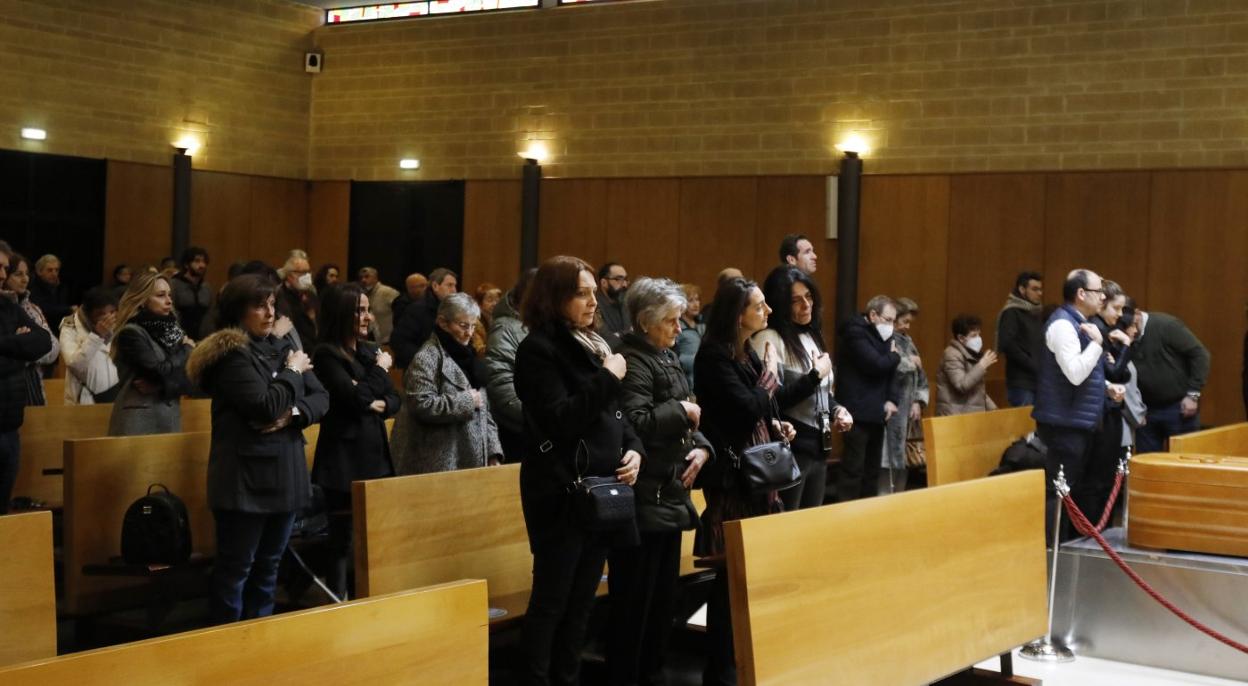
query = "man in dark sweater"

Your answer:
(835, 295), (901, 502)
(1133, 309), (1210, 453)
(596, 261), (629, 349)
(995, 271), (1044, 407)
